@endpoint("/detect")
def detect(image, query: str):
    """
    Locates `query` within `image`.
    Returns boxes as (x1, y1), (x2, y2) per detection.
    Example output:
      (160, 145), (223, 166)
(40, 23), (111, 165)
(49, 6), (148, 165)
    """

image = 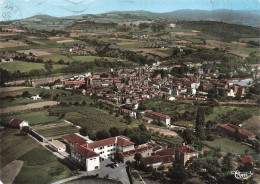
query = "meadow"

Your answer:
(0, 98), (47, 108)
(202, 136), (256, 154)
(0, 61), (66, 73)
(72, 56), (116, 62)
